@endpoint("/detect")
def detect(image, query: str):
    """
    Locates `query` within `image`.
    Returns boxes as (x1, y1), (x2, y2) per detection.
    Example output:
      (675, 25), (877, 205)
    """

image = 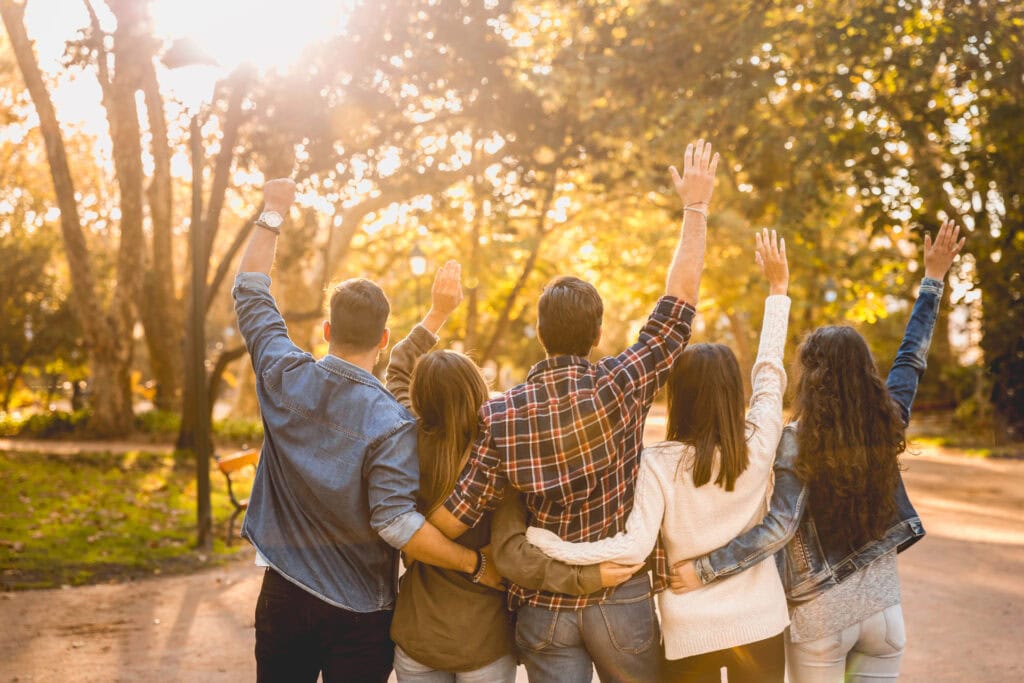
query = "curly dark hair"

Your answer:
(793, 326), (906, 550)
